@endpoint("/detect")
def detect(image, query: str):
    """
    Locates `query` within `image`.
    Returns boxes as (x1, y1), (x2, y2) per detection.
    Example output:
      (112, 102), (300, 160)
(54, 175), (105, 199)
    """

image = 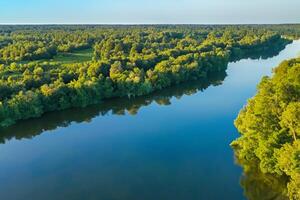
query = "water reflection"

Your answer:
(0, 39), (299, 200)
(232, 39), (294, 200)
(236, 159), (289, 200)
(229, 39), (291, 62)
(0, 40), (290, 144)
(0, 70), (227, 143)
